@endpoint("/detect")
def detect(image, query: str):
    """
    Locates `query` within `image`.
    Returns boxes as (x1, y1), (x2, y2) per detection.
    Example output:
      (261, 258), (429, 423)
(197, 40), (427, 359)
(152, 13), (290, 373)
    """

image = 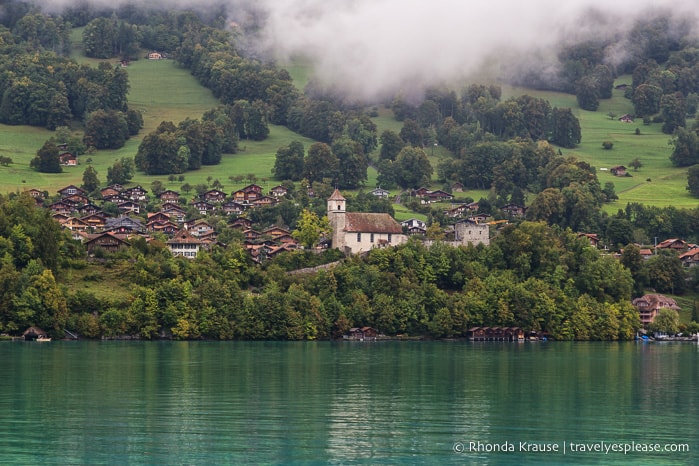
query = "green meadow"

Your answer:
(503, 81), (699, 210)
